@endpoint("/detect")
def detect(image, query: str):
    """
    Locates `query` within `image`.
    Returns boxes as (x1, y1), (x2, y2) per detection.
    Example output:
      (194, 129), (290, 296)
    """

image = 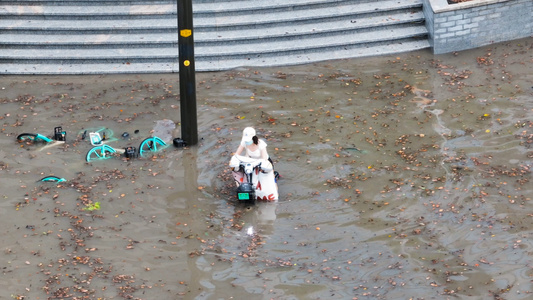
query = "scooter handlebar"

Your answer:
(230, 155), (271, 172)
